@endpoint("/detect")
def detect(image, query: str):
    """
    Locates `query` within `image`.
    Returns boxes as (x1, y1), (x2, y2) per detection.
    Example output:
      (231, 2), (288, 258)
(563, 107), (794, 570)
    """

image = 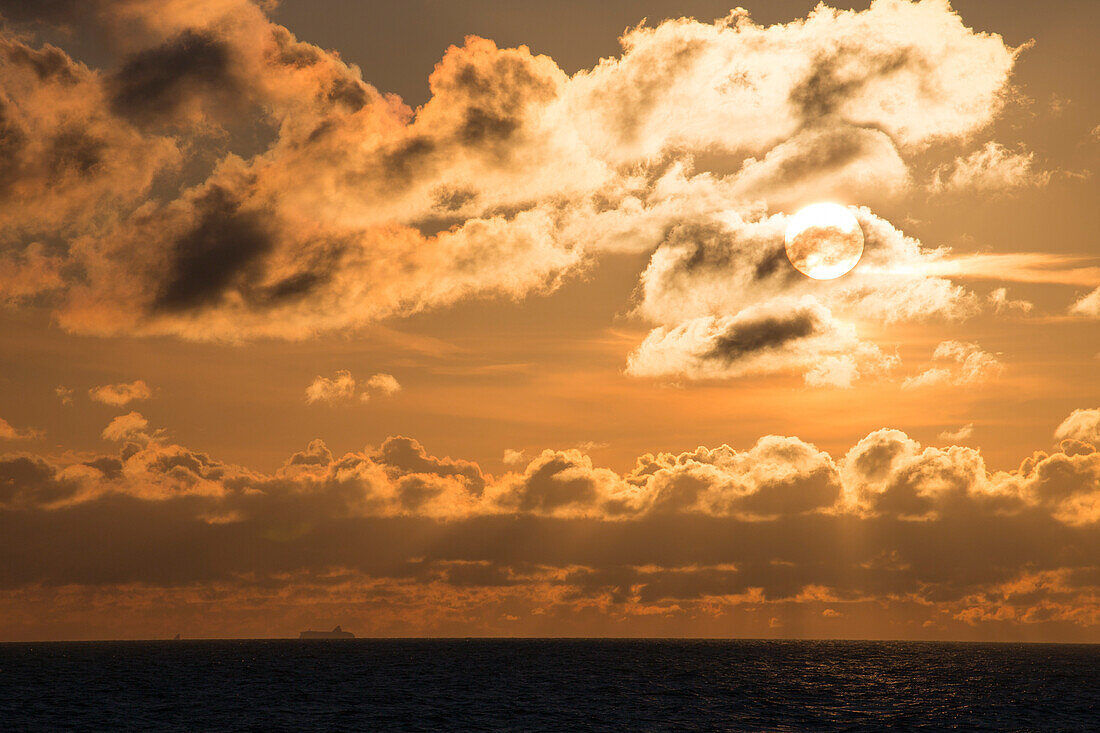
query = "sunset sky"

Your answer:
(0, 0), (1098, 642)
